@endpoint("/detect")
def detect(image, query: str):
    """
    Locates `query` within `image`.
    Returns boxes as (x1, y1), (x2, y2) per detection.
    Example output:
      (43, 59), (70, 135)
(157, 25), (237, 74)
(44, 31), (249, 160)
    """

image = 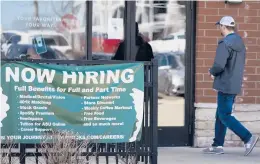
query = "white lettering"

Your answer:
(78, 72), (84, 84)
(106, 70), (120, 83)
(21, 68), (35, 82)
(6, 67), (19, 82)
(5, 67), (135, 84)
(63, 71), (77, 84)
(6, 67), (55, 83)
(37, 69), (55, 83)
(121, 69), (134, 83)
(85, 72), (98, 84)
(99, 71), (105, 84)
